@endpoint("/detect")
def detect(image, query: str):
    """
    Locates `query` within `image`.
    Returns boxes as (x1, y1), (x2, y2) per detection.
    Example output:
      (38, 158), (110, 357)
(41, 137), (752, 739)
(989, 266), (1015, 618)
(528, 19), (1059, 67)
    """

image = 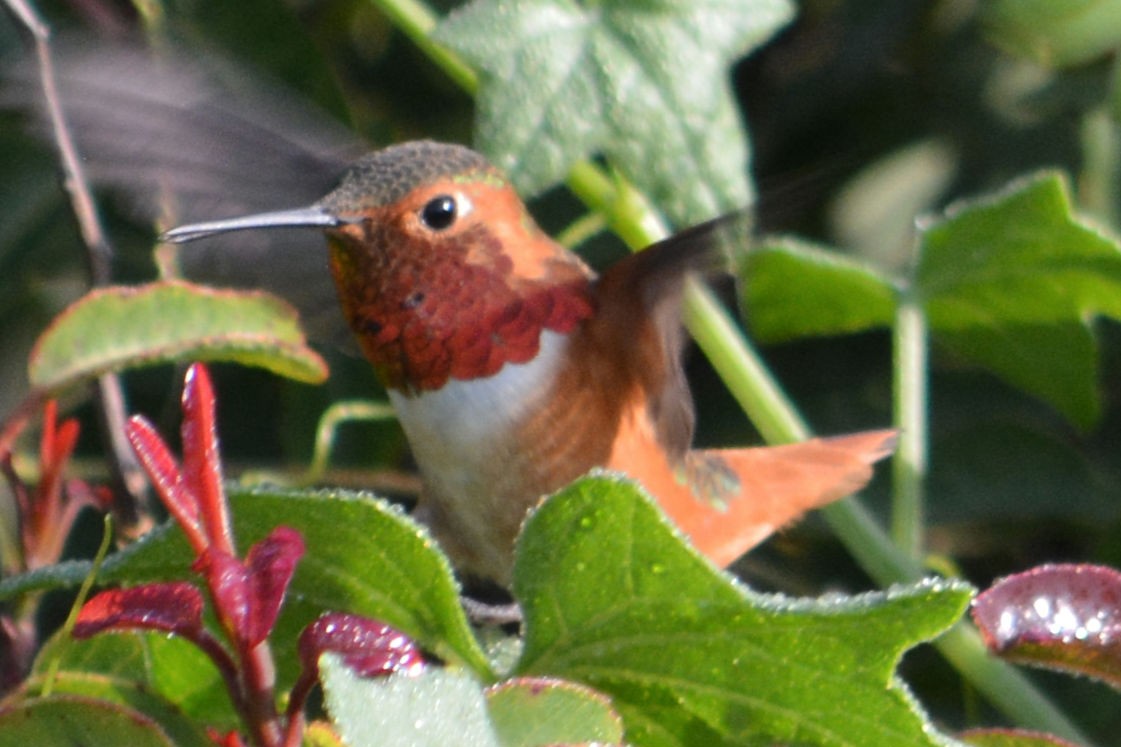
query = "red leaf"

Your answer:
(972, 563), (1121, 691)
(126, 415), (206, 552)
(16, 401), (84, 570)
(194, 528), (304, 648)
(74, 582), (204, 639)
(195, 548), (252, 648)
(299, 612), (423, 678)
(181, 364), (233, 554)
(244, 526), (305, 647)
